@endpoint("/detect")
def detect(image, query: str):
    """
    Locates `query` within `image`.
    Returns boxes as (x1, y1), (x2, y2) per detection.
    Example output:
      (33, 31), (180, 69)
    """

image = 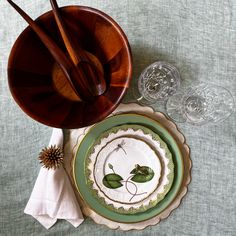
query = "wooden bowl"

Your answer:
(8, 6), (132, 128)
